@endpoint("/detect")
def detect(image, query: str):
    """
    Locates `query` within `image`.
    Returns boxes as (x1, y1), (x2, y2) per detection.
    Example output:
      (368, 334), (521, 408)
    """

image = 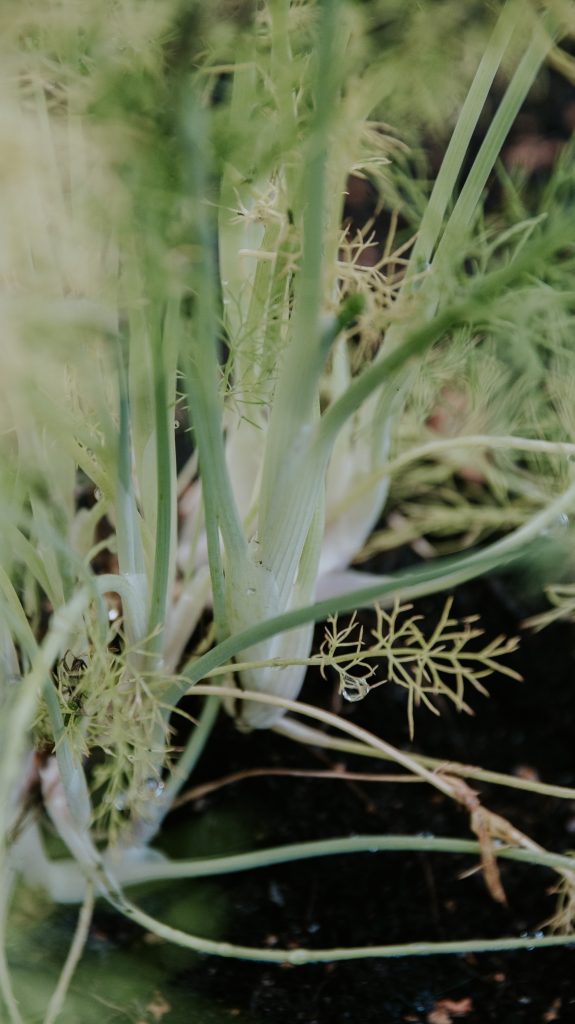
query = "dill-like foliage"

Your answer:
(321, 598), (521, 738)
